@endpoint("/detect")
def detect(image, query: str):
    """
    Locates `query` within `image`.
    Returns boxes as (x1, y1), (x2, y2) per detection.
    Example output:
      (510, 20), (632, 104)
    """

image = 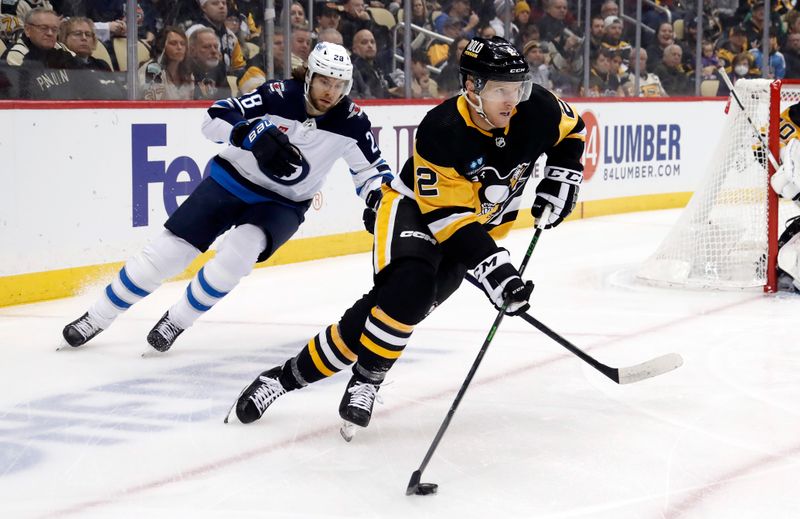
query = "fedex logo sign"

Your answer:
(131, 124), (213, 227)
